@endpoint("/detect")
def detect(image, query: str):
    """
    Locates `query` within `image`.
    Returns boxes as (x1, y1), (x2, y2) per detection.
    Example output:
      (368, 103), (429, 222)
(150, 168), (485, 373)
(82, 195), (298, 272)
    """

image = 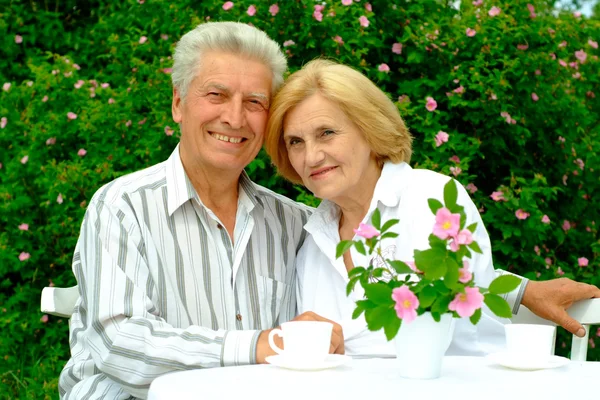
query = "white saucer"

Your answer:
(486, 352), (570, 371)
(265, 354), (351, 371)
